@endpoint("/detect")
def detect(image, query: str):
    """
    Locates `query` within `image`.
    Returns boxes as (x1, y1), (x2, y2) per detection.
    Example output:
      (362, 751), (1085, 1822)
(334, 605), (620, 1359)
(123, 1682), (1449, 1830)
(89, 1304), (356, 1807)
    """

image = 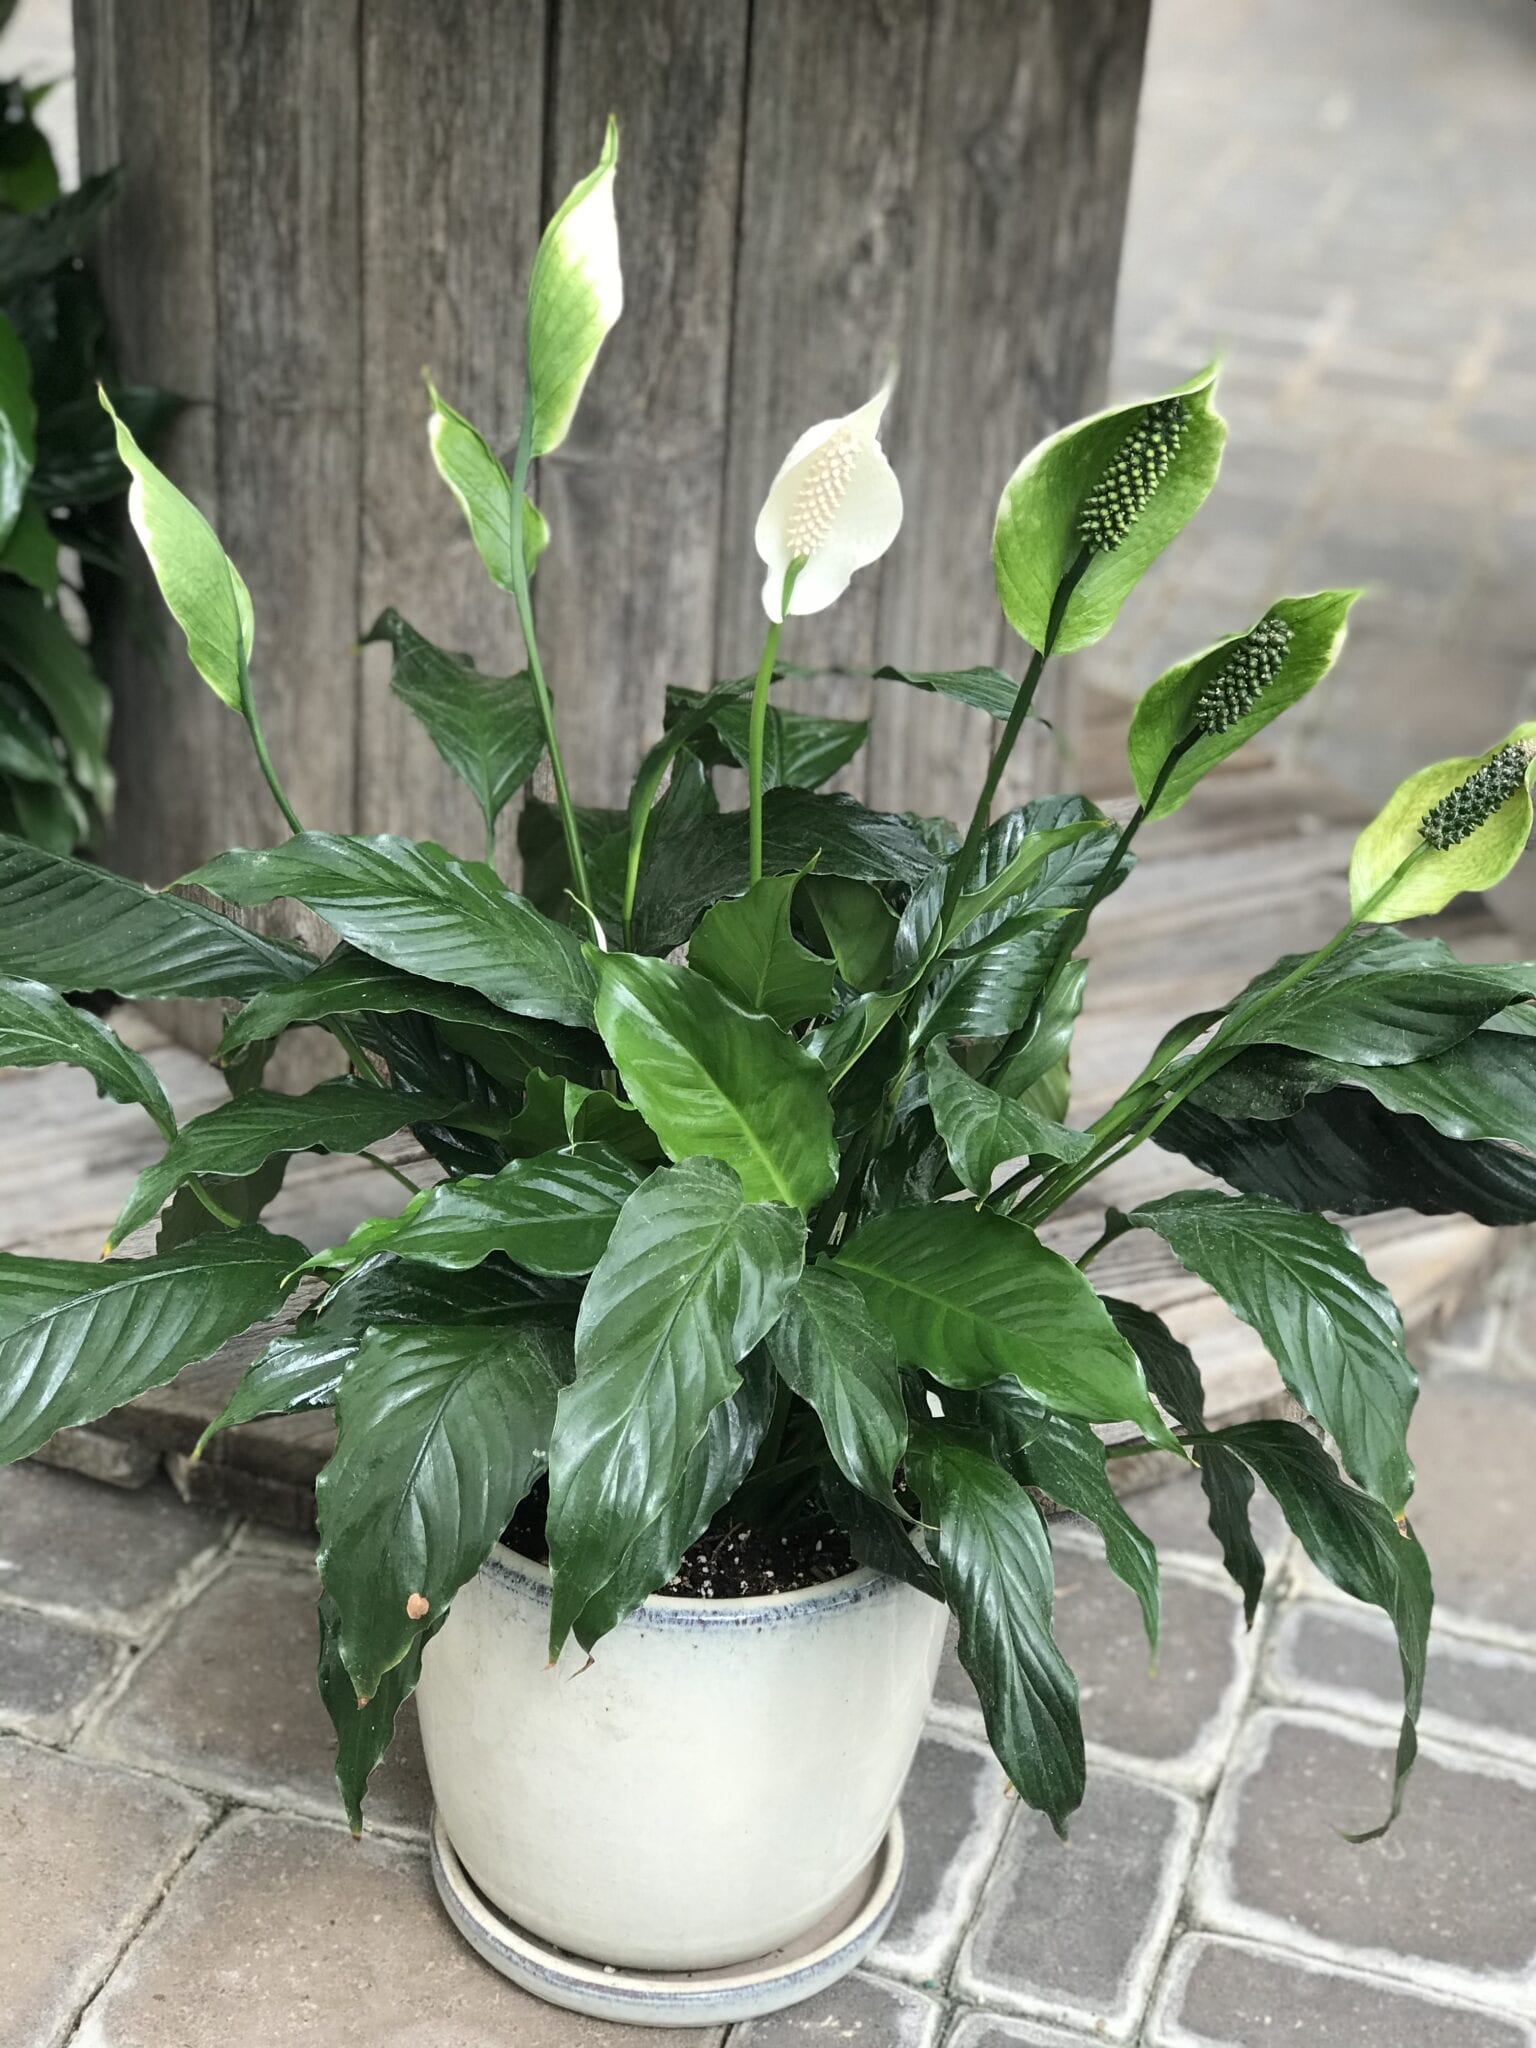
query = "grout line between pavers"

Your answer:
(0, 1494), (244, 1644)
